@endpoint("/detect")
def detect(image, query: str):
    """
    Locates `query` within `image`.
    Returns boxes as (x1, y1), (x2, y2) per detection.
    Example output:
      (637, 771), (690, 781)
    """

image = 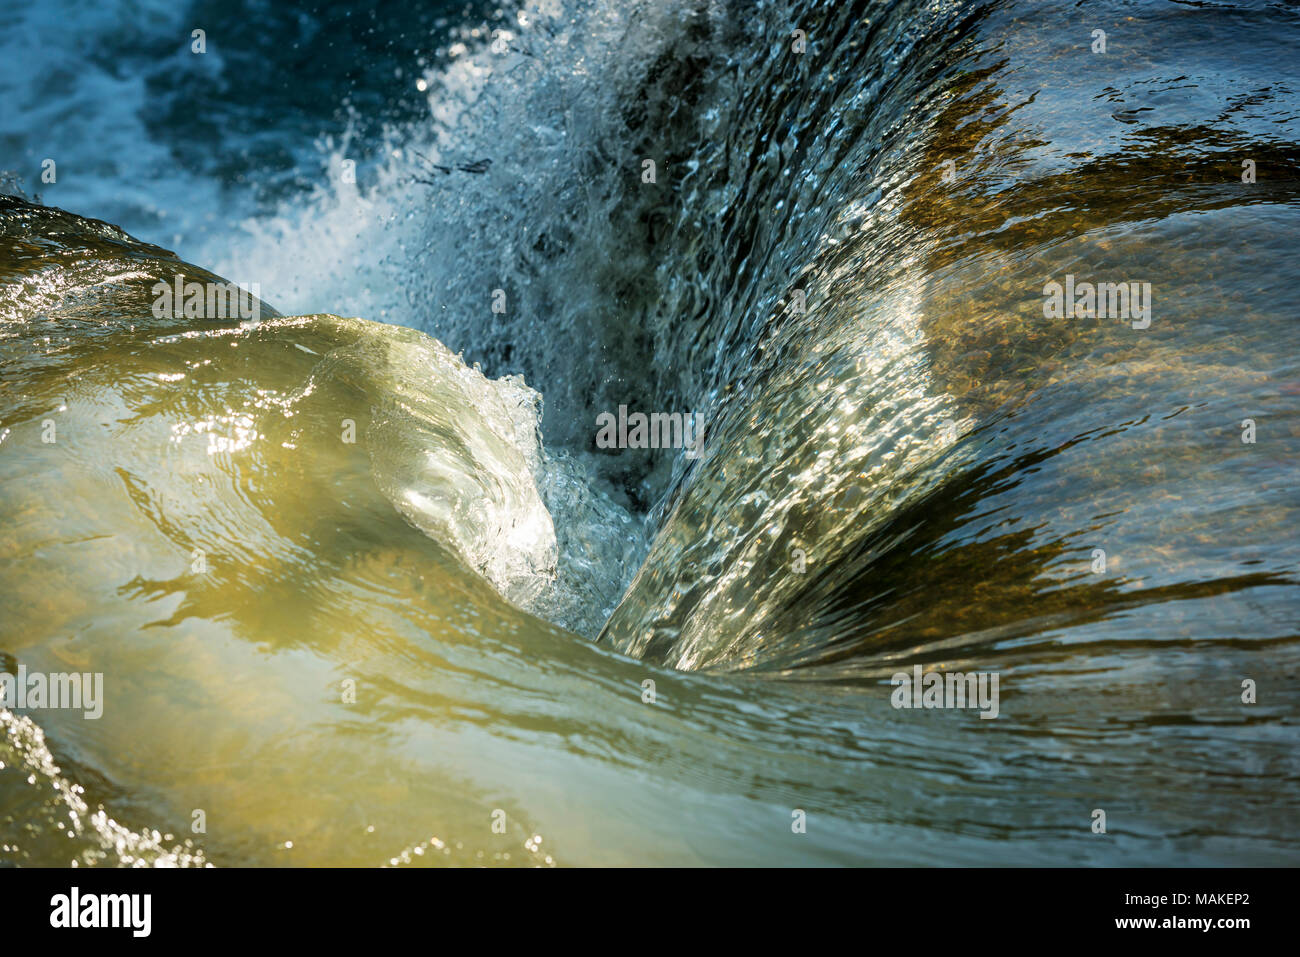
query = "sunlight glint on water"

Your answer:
(1, 0), (1298, 865)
